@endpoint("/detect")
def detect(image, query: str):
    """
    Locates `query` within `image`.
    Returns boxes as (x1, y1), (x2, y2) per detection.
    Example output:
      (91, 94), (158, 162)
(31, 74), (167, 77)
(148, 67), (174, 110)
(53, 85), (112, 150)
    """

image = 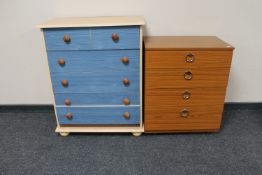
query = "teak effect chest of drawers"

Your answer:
(38, 17), (145, 136)
(144, 36), (234, 132)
